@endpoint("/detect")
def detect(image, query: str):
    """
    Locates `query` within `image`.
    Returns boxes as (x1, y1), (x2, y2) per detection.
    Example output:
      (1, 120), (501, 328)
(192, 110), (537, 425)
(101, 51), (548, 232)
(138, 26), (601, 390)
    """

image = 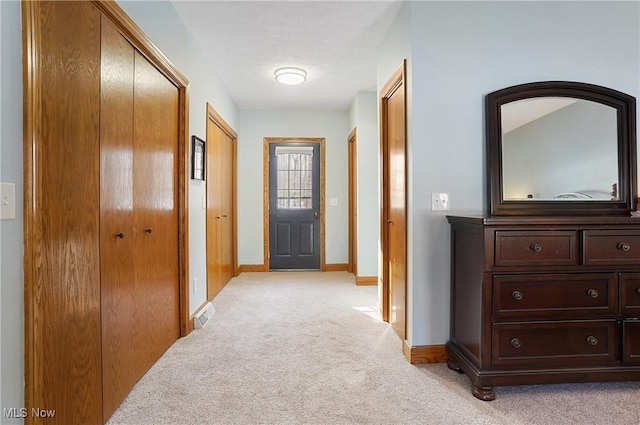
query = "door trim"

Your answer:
(263, 137), (326, 270)
(206, 103), (238, 279)
(379, 61), (407, 327)
(348, 128), (358, 276)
